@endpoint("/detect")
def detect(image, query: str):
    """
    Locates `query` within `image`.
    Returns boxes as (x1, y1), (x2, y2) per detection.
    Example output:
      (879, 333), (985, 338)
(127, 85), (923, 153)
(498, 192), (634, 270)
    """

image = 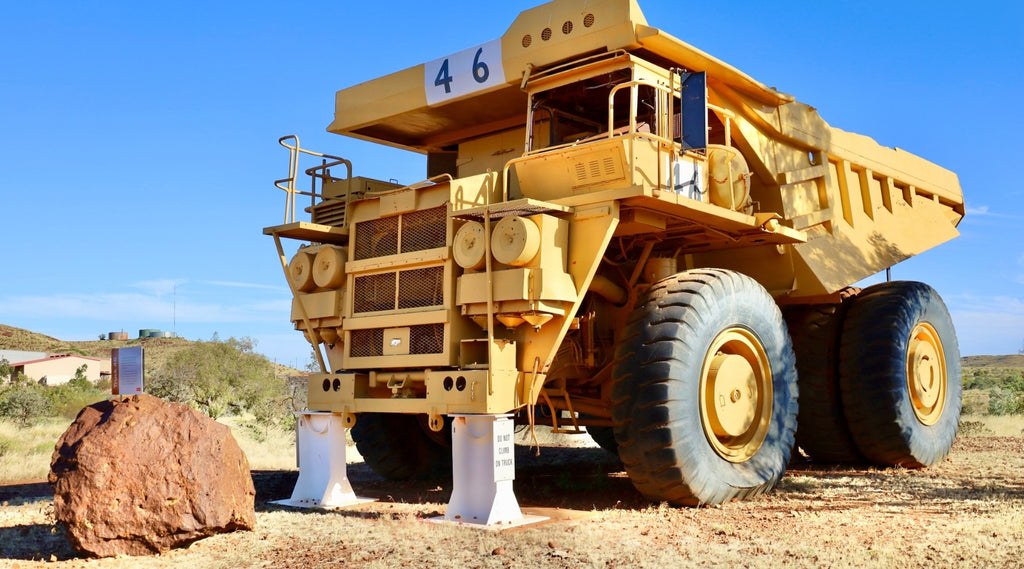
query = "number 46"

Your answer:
(434, 47), (490, 94)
